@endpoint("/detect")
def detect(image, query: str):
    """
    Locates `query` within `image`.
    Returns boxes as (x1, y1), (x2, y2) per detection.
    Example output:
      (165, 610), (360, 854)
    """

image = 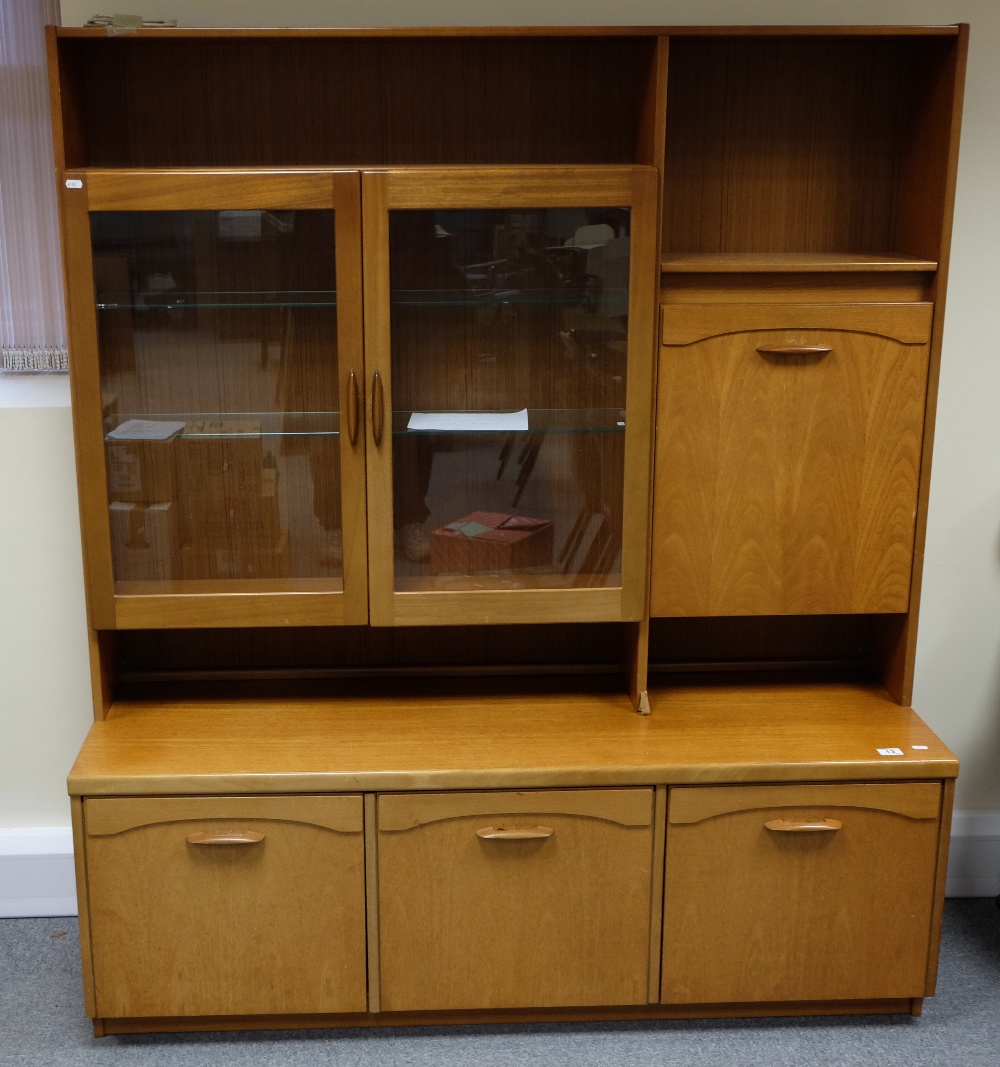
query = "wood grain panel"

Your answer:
(652, 305), (930, 616)
(661, 303), (932, 346)
(61, 183), (116, 629)
(380, 166), (638, 209)
(114, 589), (350, 629)
(668, 781), (940, 824)
(881, 28), (968, 705)
(66, 681), (958, 797)
(86, 794), (363, 836)
(377, 788), (654, 1010)
(925, 776), (954, 995)
(661, 253), (938, 272)
(379, 788), (652, 831)
(661, 37), (945, 256)
(84, 170), (342, 211)
(661, 782), (941, 1003)
(86, 794), (366, 1018)
(70, 798), (97, 1017)
(662, 272), (932, 305)
(68, 36), (648, 168)
(115, 622), (623, 674)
